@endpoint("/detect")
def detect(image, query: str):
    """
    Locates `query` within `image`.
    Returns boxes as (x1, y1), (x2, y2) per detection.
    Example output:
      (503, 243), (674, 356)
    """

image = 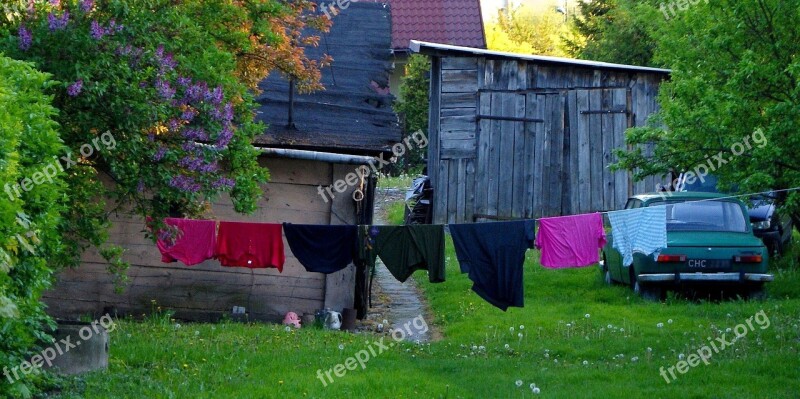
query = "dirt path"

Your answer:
(357, 188), (441, 342)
